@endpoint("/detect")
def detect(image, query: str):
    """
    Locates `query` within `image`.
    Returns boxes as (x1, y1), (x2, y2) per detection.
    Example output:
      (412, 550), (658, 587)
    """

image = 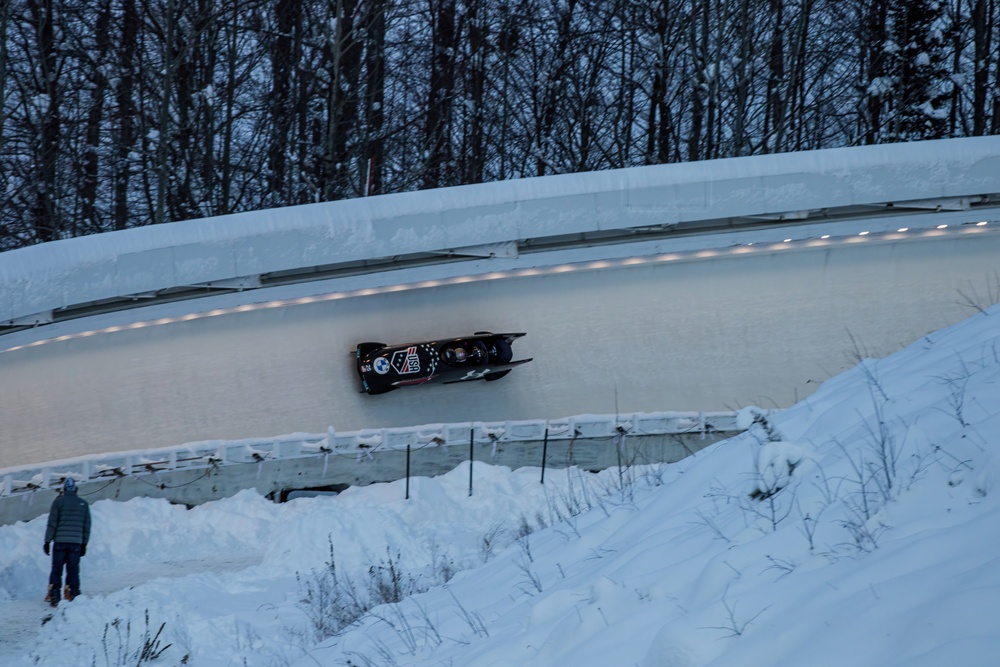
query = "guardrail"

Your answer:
(0, 410), (747, 525)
